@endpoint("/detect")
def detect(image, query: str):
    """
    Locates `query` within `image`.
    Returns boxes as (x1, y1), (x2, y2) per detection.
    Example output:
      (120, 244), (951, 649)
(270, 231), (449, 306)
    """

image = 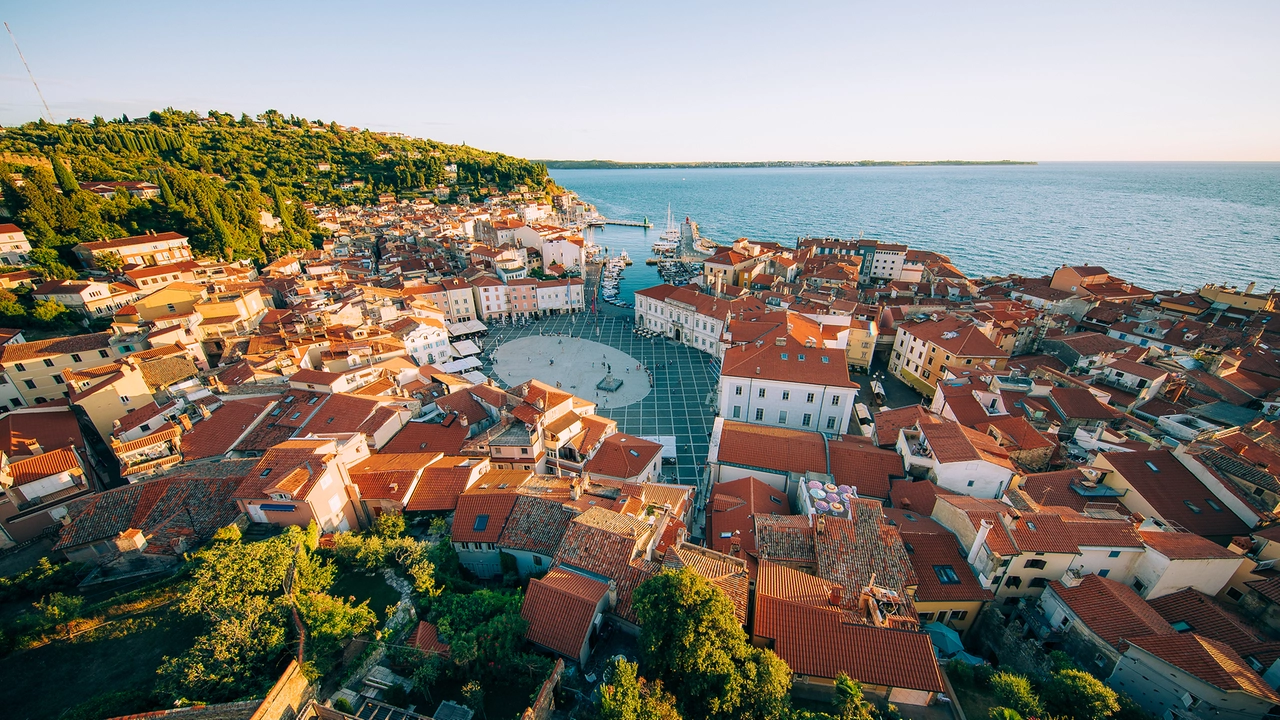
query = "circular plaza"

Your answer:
(490, 335), (652, 408)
